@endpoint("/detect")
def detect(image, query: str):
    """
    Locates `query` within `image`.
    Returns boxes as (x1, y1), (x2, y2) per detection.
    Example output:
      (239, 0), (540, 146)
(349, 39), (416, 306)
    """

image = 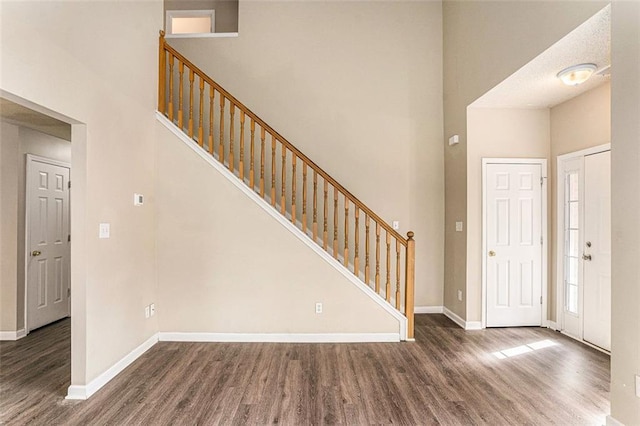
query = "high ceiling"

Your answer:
(471, 5), (610, 109)
(0, 98), (71, 141)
